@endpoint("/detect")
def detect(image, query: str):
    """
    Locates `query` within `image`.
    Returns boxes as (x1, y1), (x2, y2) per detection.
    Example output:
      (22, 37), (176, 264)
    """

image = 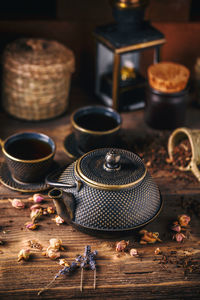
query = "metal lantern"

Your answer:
(94, 0), (166, 111)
